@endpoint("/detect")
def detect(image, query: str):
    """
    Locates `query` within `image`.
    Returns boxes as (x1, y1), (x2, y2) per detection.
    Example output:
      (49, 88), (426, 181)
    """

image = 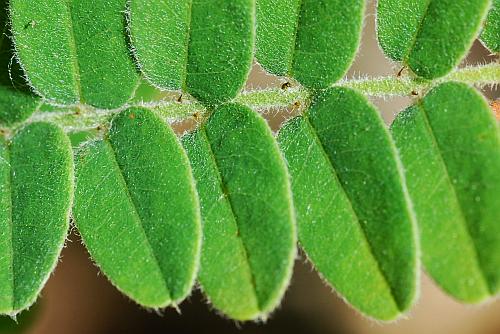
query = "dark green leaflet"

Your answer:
(256, 0), (364, 89)
(391, 82), (500, 302)
(10, 0), (140, 108)
(0, 0), (38, 125)
(377, 0), (491, 79)
(278, 88), (418, 321)
(128, 0), (254, 105)
(0, 123), (73, 315)
(0, 302), (39, 332)
(481, 0), (500, 52)
(182, 103), (296, 320)
(73, 108), (201, 308)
